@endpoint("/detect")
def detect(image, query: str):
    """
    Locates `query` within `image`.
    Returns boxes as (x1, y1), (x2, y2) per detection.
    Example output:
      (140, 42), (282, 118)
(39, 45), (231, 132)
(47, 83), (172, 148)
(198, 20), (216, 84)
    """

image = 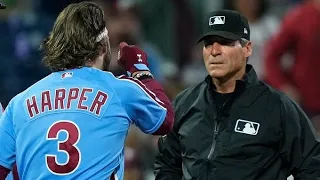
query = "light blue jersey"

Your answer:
(0, 102), (14, 180)
(0, 67), (167, 179)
